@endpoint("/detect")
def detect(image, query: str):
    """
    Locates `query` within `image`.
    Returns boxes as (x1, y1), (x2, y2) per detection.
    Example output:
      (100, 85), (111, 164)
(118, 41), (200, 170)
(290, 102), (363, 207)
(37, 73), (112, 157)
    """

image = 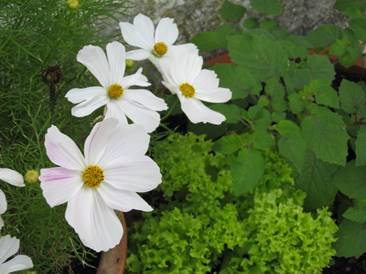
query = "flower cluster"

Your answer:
(0, 169), (33, 273)
(39, 13), (232, 253)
